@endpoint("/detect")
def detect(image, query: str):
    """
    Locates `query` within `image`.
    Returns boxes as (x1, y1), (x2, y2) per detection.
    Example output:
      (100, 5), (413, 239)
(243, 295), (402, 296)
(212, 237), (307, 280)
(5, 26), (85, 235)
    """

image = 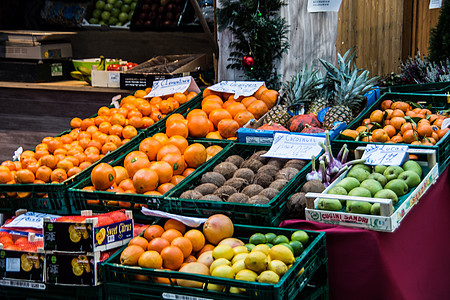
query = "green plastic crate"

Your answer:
(164, 143), (312, 226)
(102, 223), (327, 300)
(385, 81), (450, 94)
(67, 128), (233, 221)
(331, 92), (450, 174)
(0, 283), (102, 300)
